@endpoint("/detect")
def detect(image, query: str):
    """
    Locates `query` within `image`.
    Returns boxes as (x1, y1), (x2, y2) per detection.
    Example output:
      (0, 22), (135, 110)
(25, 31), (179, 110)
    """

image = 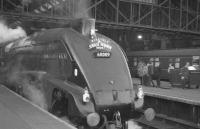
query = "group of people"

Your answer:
(161, 62), (191, 88)
(137, 61), (200, 88)
(137, 61), (161, 87)
(167, 62), (200, 89)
